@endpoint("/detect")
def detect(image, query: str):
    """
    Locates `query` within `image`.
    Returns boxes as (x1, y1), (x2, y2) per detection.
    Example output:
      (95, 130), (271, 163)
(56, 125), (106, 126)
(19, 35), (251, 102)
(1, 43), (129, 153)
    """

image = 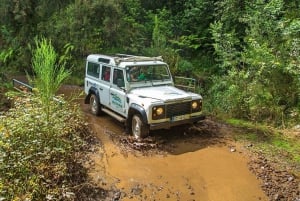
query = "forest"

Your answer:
(1, 0), (300, 127)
